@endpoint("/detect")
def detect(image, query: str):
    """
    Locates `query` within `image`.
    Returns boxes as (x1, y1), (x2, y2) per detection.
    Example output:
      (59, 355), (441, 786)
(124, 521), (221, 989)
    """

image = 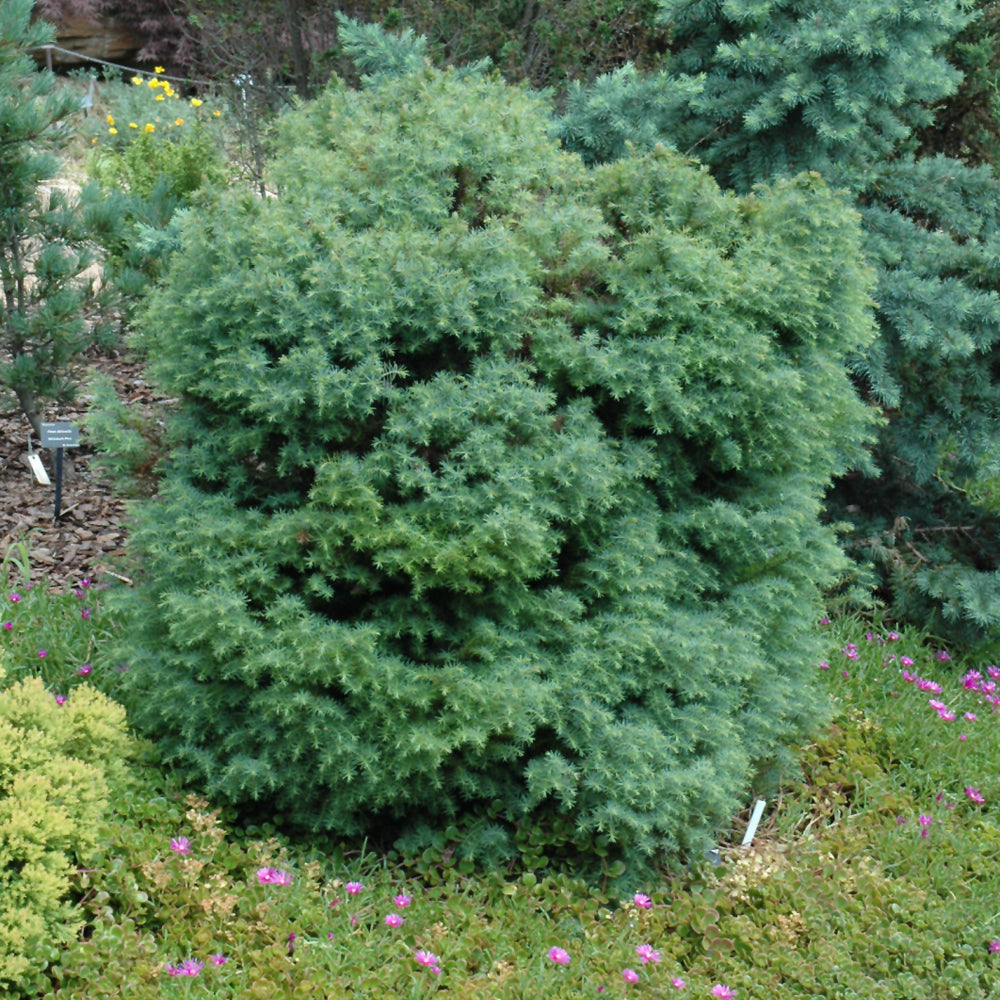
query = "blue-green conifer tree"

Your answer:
(113, 29), (877, 873)
(559, 0), (1000, 641)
